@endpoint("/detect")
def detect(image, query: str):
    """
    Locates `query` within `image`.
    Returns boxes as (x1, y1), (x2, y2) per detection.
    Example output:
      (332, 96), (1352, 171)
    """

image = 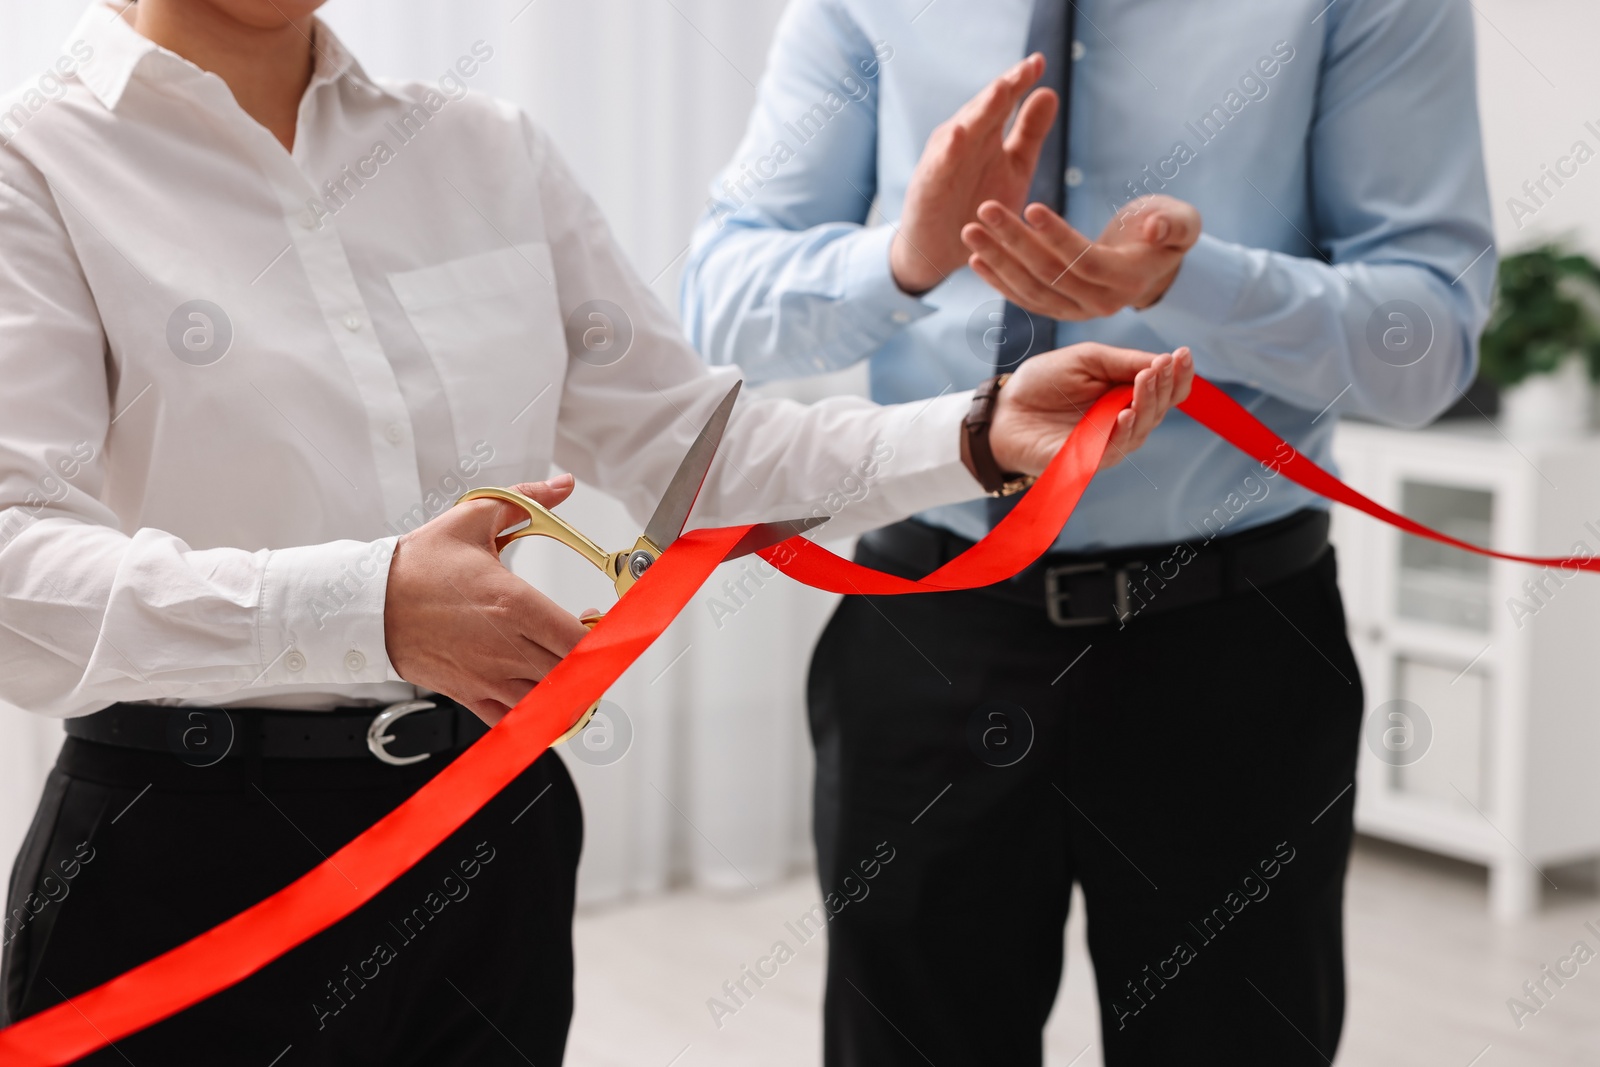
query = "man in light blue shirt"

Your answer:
(683, 1), (1493, 1062)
